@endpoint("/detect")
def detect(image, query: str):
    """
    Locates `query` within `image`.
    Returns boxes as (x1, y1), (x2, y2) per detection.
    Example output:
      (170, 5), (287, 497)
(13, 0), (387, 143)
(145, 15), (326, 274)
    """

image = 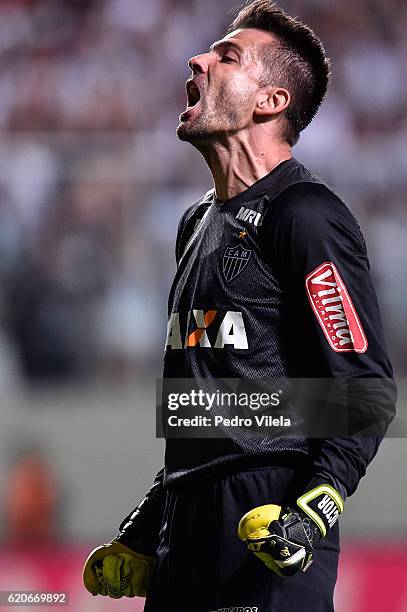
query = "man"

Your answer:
(83, 2), (396, 610)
